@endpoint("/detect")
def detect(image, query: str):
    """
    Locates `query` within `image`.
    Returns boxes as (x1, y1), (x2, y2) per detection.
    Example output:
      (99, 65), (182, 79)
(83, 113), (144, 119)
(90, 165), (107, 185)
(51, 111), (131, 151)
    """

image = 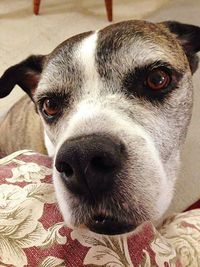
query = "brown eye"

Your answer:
(42, 98), (61, 117)
(146, 69), (170, 90)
